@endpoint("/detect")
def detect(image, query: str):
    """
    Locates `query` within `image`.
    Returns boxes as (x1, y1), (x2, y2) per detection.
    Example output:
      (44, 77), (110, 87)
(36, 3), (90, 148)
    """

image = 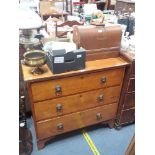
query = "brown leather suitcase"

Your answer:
(73, 24), (122, 51)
